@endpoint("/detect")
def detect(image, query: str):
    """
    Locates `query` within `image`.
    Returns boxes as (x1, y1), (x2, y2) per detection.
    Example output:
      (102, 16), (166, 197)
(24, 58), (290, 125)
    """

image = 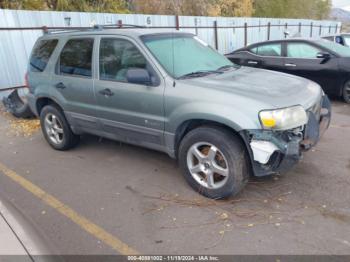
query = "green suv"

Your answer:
(26, 28), (331, 199)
